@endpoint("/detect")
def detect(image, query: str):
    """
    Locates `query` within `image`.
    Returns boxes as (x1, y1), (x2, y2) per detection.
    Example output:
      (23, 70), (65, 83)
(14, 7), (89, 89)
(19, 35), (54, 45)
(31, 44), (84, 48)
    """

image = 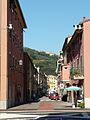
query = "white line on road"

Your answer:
(0, 113), (39, 119)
